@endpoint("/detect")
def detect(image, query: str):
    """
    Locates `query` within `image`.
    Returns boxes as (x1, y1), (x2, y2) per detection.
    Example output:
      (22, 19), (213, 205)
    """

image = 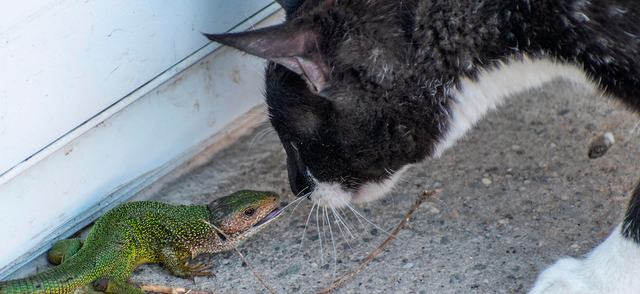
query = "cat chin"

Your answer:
(308, 166), (409, 208)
